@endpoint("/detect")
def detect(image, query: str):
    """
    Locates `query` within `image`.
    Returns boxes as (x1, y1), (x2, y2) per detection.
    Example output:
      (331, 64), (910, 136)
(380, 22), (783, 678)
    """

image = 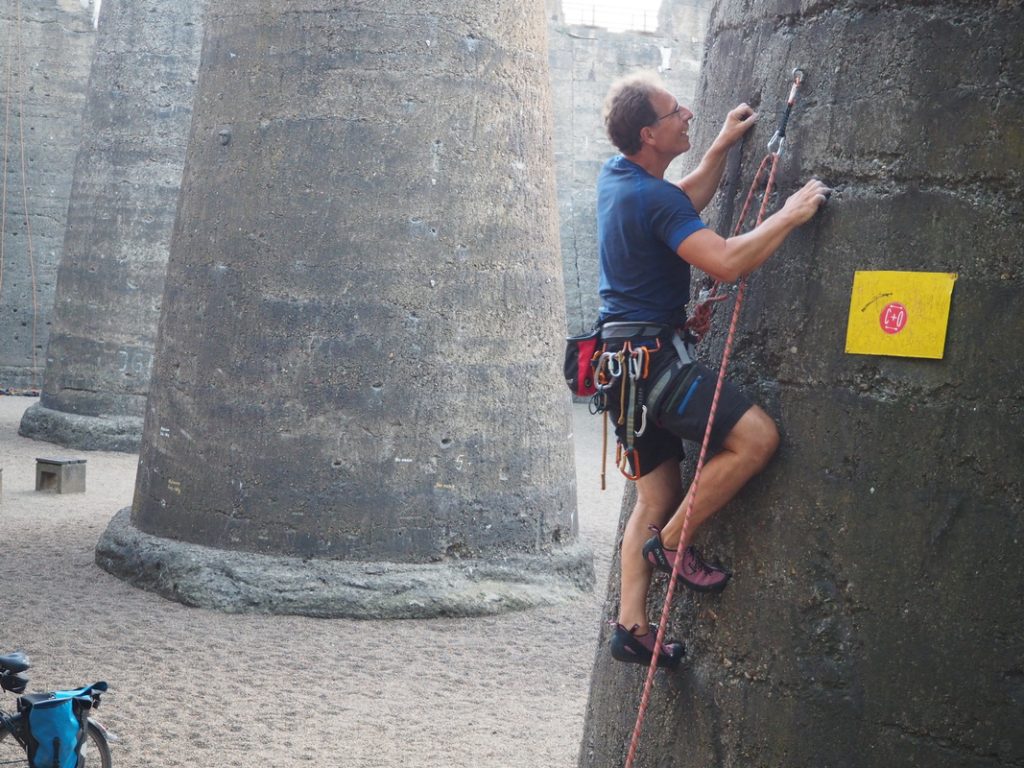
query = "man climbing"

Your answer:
(596, 72), (830, 667)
